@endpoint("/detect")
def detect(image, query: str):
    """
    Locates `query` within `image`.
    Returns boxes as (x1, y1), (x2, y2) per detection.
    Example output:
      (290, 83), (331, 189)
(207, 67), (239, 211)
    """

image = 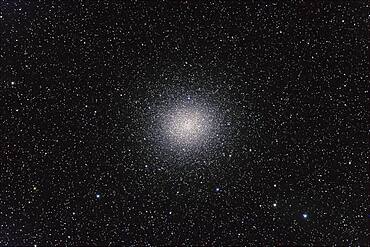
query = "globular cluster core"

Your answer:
(160, 102), (220, 152)
(168, 108), (204, 143)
